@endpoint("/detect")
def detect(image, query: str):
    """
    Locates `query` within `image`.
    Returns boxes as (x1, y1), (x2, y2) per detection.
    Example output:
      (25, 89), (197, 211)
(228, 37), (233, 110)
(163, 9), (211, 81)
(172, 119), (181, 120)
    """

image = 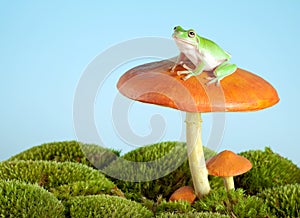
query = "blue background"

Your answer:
(0, 1), (299, 166)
